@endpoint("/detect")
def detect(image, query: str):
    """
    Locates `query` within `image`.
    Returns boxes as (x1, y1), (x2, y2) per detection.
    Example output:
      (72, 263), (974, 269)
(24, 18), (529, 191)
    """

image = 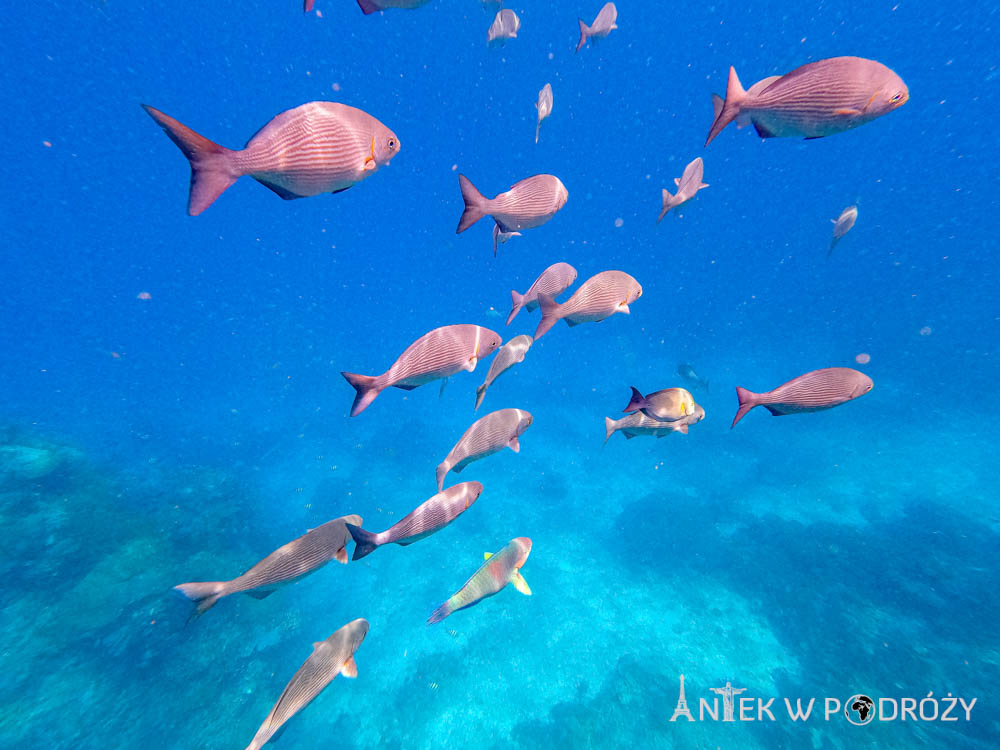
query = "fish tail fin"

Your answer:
(533, 292), (561, 340)
(142, 105), (239, 216)
(427, 601), (452, 625)
(711, 93), (724, 123)
(576, 19), (590, 53)
(456, 174), (488, 233)
(705, 67), (747, 146)
(827, 237), (839, 258)
(623, 386), (648, 414)
(435, 462), (449, 492)
(604, 416), (617, 444)
(356, 0), (379, 13)
(345, 523), (379, 561)
(303, 0), (314, 11)
(658, 188), (676, 223)
(341, 371), (383, 417)
(474, 384), (487, 411)
(731, 385), (759, 429)
(173, 581), (226, 615)
(506, 290), (524, 326)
